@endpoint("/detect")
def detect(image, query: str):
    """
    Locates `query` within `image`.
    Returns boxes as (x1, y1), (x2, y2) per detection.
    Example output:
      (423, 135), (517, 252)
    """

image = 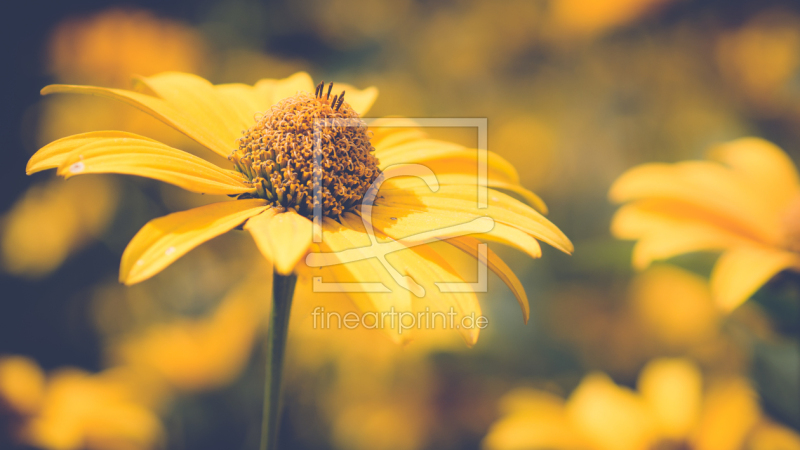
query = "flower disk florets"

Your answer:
(229, 86), (380, 218)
